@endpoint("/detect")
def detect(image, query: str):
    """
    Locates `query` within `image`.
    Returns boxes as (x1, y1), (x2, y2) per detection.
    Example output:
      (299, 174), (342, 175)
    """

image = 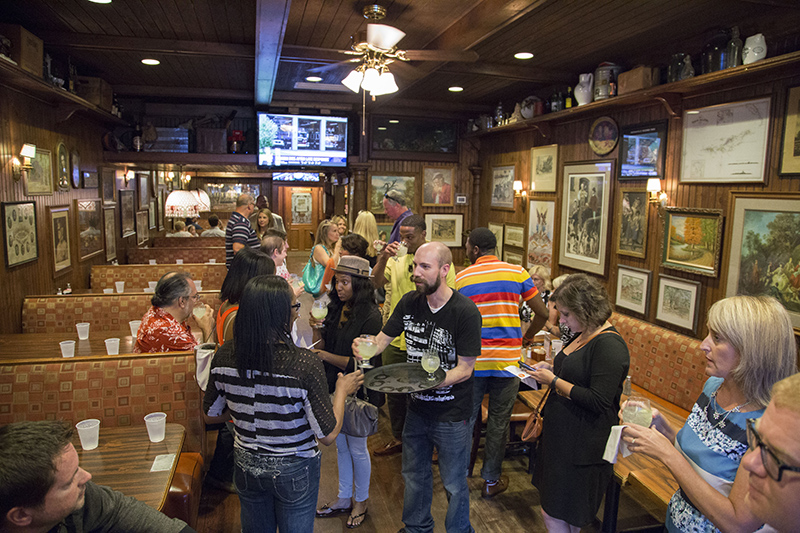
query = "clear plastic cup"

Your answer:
(149, 259), (157, 265)
(115, 281), (125, 293)
(104, 338), (120, 355)
(76, 419), (100, 450)
(103, 288), (114, 294)
(60, 340), (76, 358)
(551, 339), (563, 355)
(208, 259), (216, 264)
(144, 412), (167, 442)
(176, 259), (183, 265)
(129, 320), (142, 337)
(194, 281), (202, 291)
(148, 281), (157, 289)
(76, 323), (90, 340)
